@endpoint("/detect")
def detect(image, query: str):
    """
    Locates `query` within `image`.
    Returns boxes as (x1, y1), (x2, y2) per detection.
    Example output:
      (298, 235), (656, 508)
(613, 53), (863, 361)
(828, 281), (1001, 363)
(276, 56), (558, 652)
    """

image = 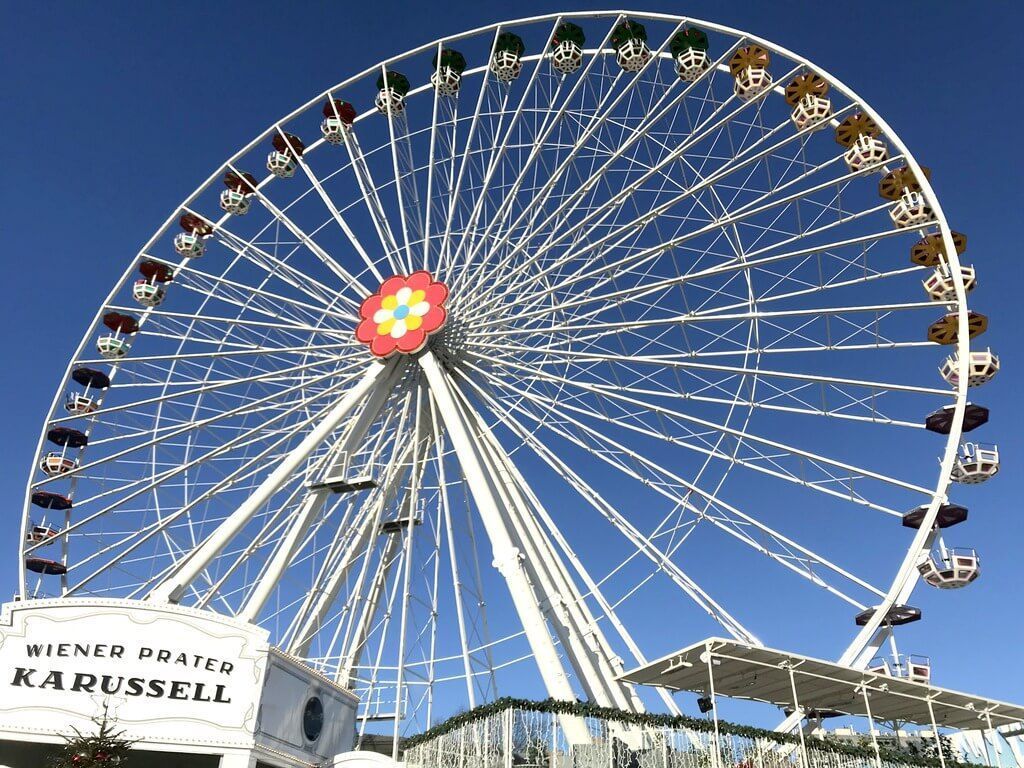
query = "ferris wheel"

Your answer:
(20, 11), (1000, 739)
